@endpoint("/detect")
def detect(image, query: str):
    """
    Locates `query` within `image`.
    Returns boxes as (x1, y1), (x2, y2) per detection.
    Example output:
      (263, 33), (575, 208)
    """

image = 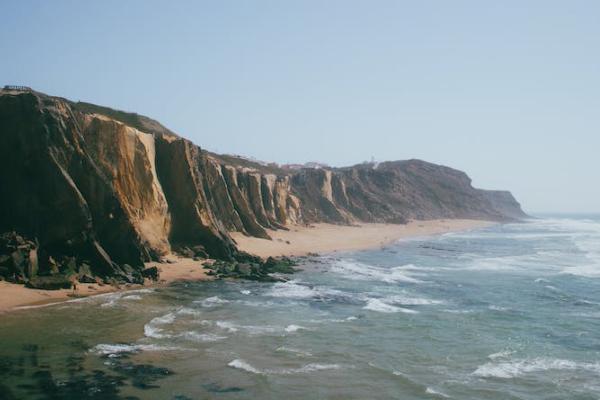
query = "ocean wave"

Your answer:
(284, 324), (307, 333)
(77, 288), (155, 308)
(228, 359), (343, 375)
(383, 294), (445, 306)
(179, 331), (227, 342)
(425, 387), (449, 398)
(363, 298), (418, 314)
(276, 346), (313, 357)
(143, 312), (176, 338)
(228, 359), (262, 374)
(91, 343), (182, 356)
(195, 296), (230, 307)
(121, 294), (142, 301)
(488, 350), (515, 360)
(176, 307), (202, 316)
(473, 357), (600, 378)
(561, 264), (600, 278)
(265, 280), (348, 302)
(331, 260), (424, 283)
(208, 320), (307, 335)
(212, 320), (284, 335)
